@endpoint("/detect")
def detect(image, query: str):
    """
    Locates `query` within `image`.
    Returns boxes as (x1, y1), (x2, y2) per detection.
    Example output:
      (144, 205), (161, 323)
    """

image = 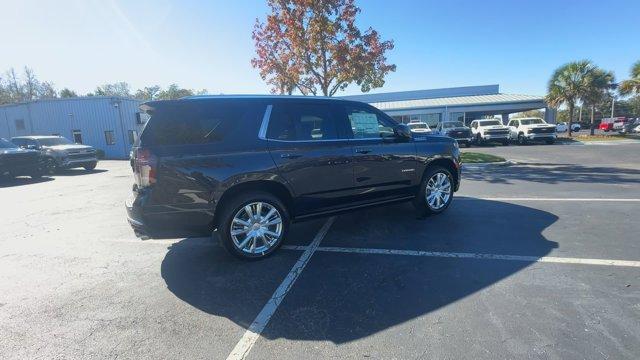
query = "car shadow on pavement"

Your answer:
(464, 163), (640, 185)
(161, 199), (558, 344)
(54, 169), (108, 176)
(0, 176), (54, 188)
